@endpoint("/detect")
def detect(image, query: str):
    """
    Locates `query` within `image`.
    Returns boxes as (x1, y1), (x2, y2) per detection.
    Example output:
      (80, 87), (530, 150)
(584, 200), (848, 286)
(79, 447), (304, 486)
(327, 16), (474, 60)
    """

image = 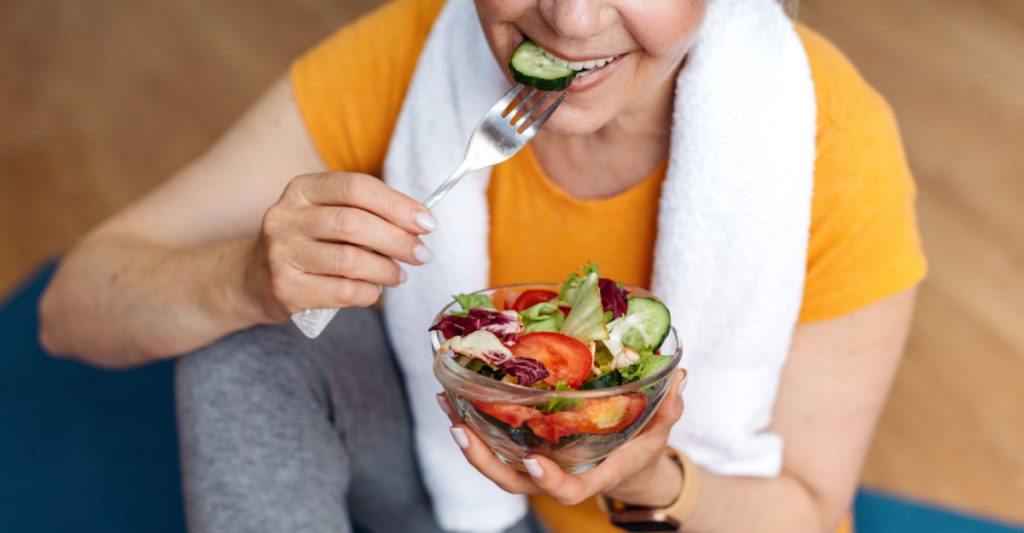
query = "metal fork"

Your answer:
(291, 84), (568, 339)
